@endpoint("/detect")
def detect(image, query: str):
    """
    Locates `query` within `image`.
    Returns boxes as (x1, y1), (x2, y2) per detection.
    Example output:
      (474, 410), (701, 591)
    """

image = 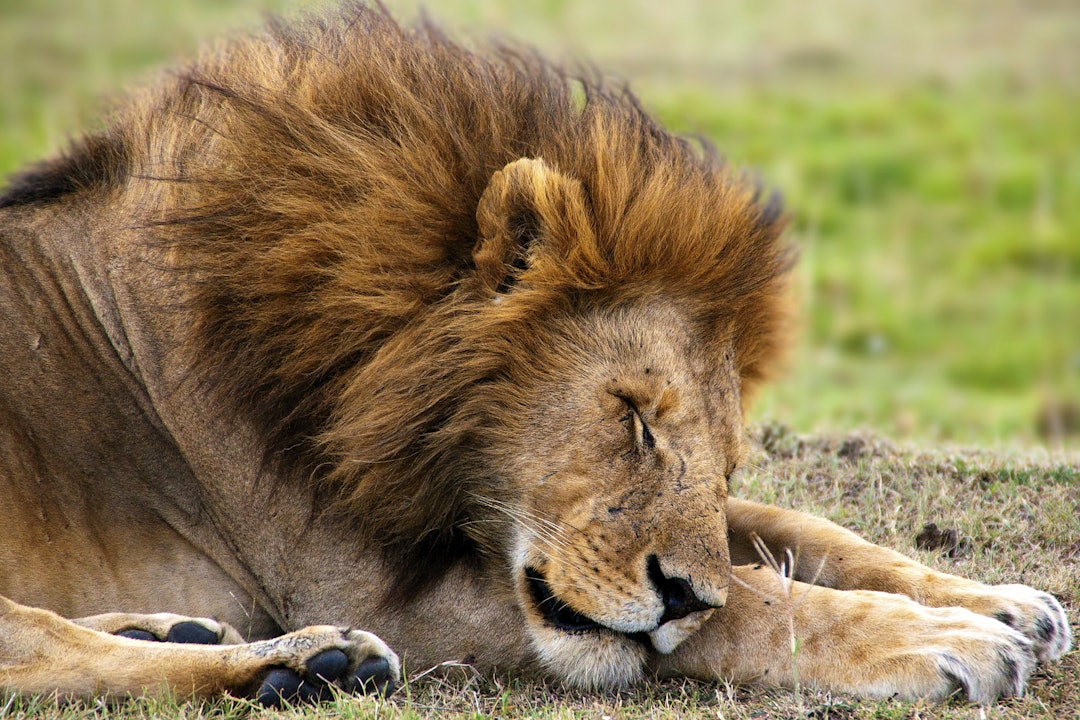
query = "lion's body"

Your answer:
(0, 3), (1069, 704)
